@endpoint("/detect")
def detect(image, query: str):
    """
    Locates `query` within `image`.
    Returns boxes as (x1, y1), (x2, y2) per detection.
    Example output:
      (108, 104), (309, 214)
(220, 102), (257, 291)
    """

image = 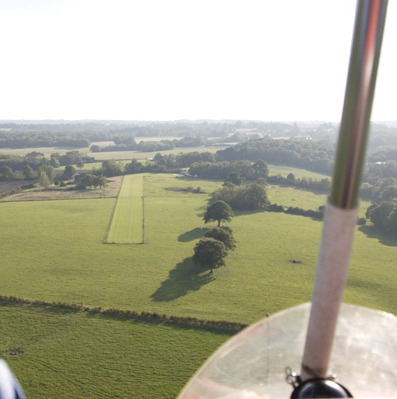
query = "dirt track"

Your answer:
(0, 176), (122, 202)
(0, 180), (35, 194)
